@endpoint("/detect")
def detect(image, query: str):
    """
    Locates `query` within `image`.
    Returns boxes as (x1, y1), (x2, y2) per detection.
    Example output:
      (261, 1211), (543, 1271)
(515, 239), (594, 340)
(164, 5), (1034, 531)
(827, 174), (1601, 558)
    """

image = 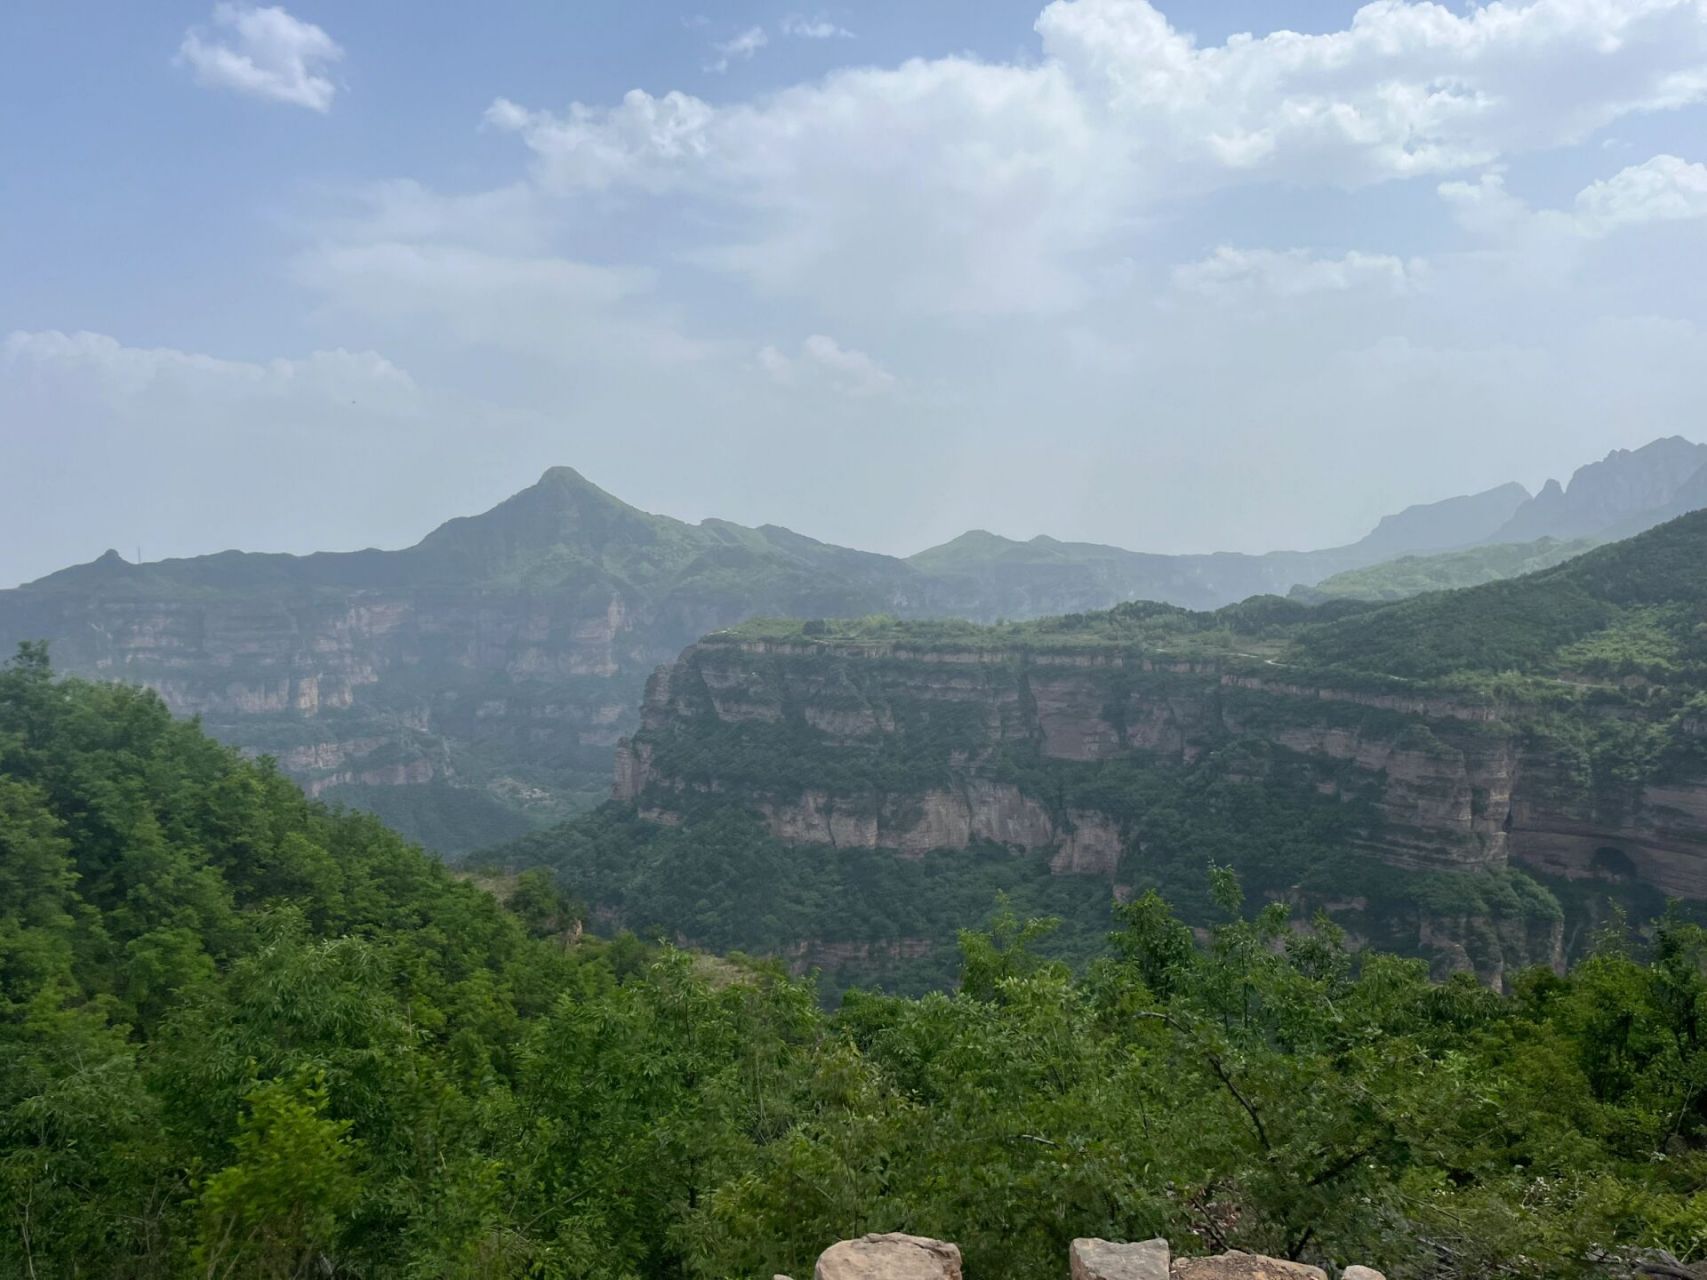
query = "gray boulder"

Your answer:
(1071, 1237), (1171, 1280)
(1171, 1252), (1327, 1280)
(814, 1233), (963, 1280)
